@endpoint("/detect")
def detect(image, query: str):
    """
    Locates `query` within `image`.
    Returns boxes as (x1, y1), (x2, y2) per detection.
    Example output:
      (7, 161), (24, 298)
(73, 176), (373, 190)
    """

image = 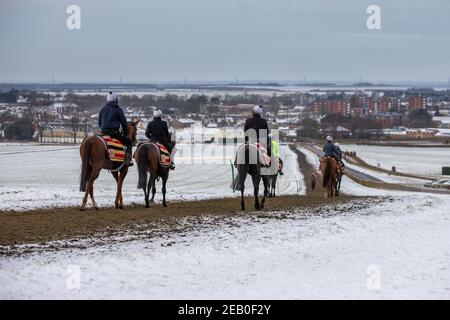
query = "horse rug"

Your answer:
(100, 135), (126, 162)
